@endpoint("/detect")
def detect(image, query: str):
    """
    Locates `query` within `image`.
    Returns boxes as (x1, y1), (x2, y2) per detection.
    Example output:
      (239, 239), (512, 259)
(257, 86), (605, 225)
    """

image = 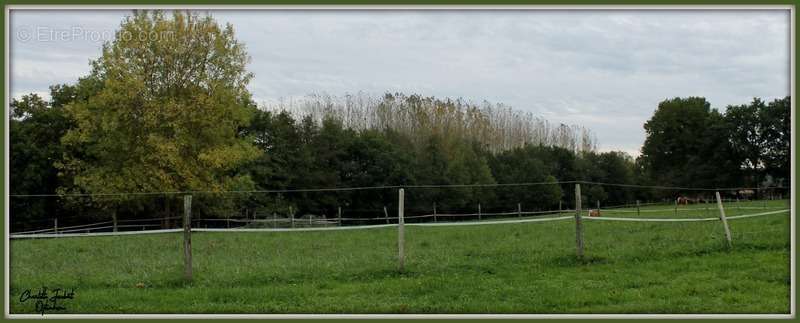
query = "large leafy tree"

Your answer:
(238, 109), (307, 216)
(724, 98), (766, 186)
(719, 97), (790, 189)
(760, 97), (790, 184)
(10, 94), (66, 230)
(10, 76), (106, 230)
(638, 97), (740, 189)
(489, 145), (562, 210)
(58, 11), (260, 213)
